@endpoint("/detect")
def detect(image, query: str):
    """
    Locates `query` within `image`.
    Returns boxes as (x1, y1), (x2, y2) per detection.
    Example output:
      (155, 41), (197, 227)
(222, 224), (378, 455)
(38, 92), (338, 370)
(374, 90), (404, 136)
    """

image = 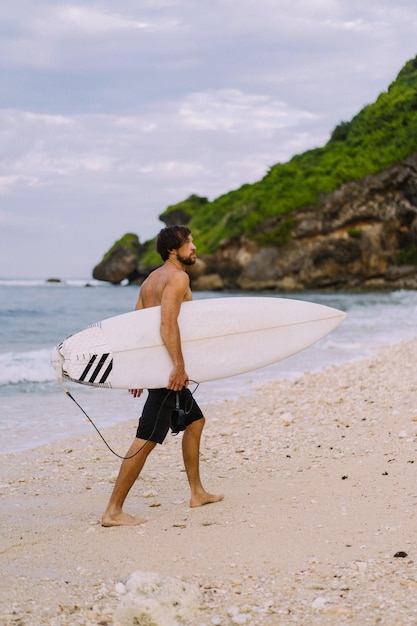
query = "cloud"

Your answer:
(0, 175), (41, 194)
(179, 89), (317, 132)
(1, 85), (323, 211)
(50, 5), (152, 35)
(0, 2), (183, 70)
